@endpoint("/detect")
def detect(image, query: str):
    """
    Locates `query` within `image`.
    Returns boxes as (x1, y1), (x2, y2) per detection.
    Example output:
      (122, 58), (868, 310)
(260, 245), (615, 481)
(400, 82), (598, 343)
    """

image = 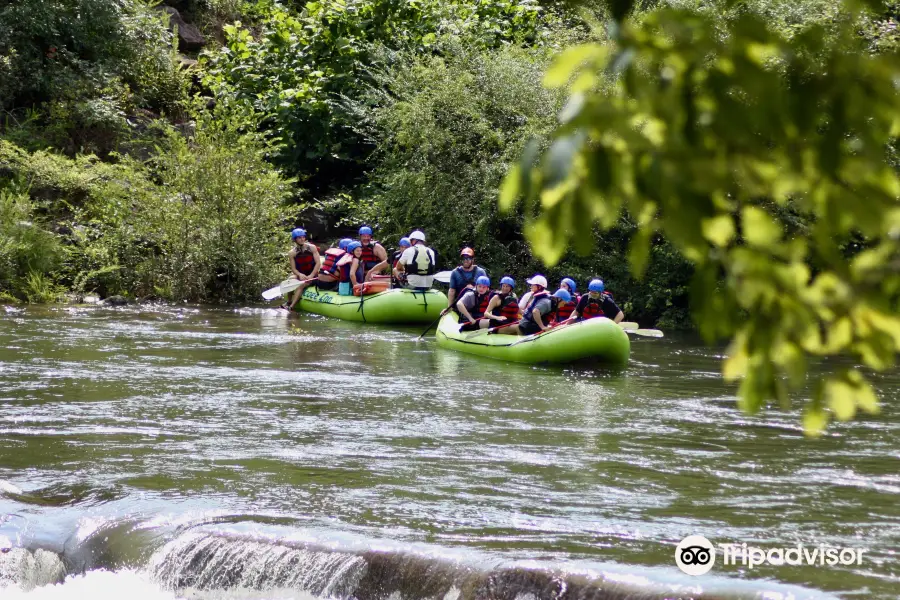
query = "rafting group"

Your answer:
(268, 226), (639, 365)
(281, 226), (625, 332)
